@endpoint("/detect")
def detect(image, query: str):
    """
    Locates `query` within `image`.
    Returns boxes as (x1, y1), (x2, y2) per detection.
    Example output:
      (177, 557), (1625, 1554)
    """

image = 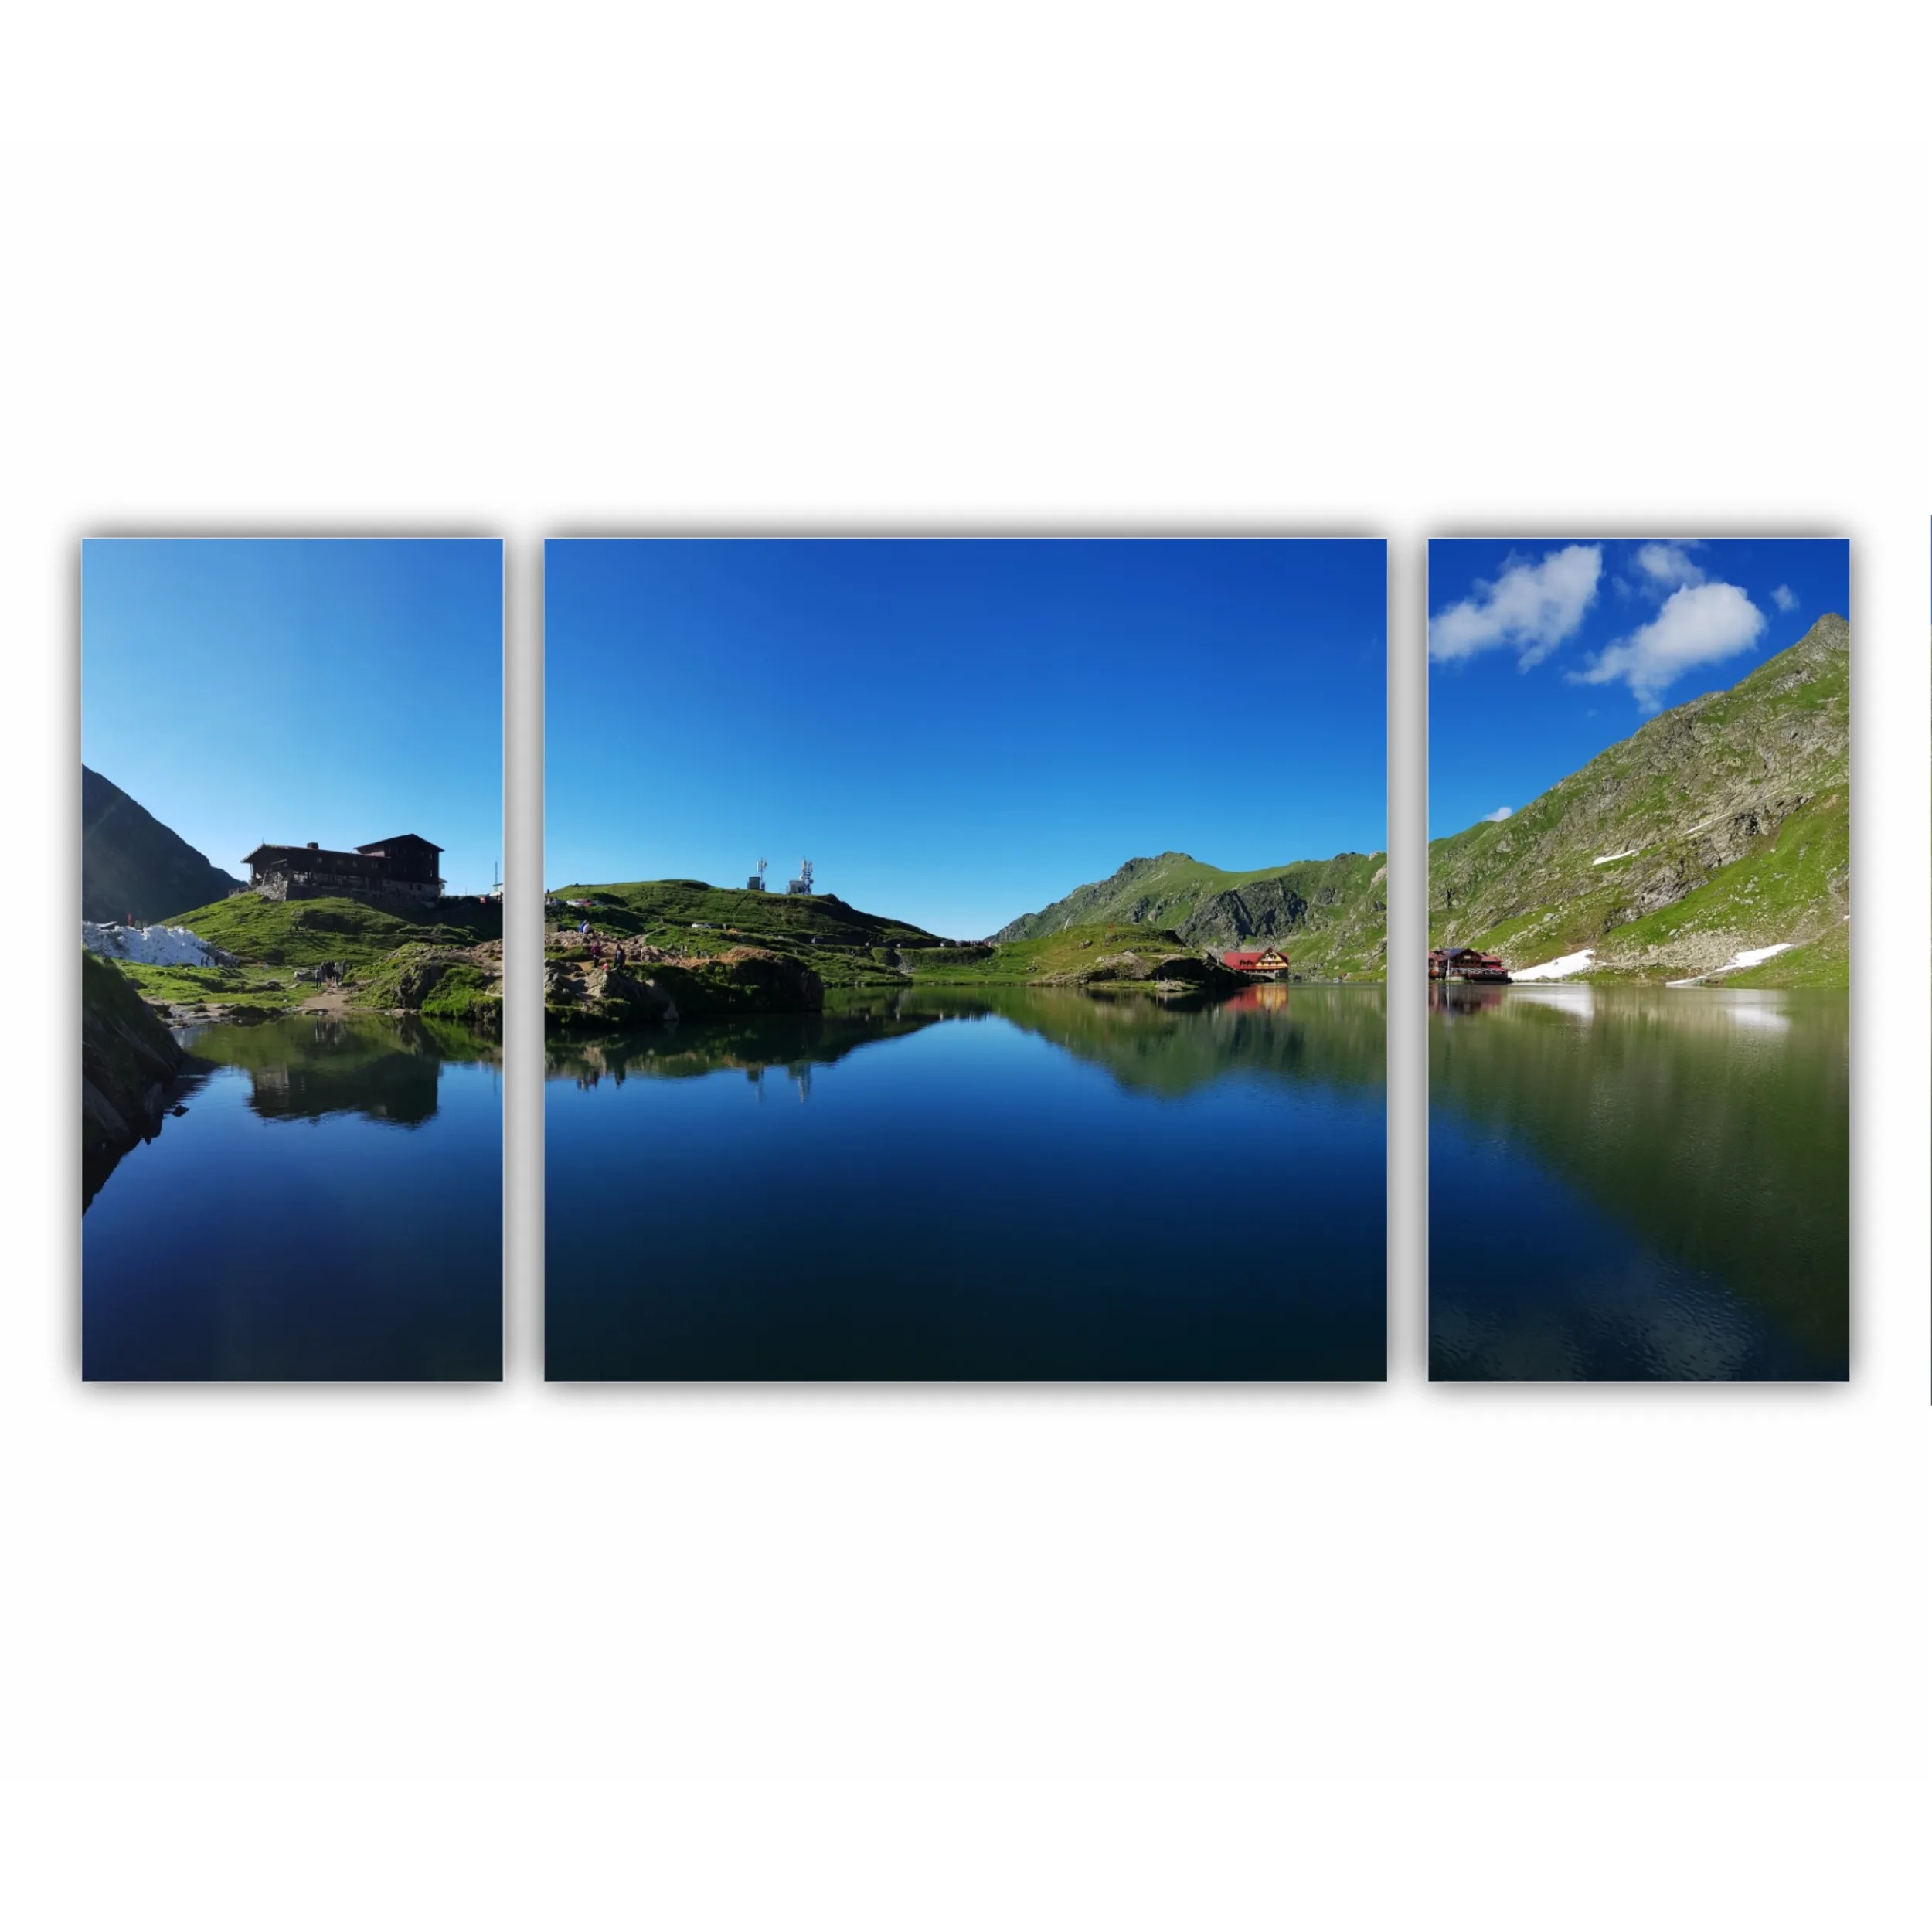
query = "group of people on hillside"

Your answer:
(576, 918), (637, 971)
